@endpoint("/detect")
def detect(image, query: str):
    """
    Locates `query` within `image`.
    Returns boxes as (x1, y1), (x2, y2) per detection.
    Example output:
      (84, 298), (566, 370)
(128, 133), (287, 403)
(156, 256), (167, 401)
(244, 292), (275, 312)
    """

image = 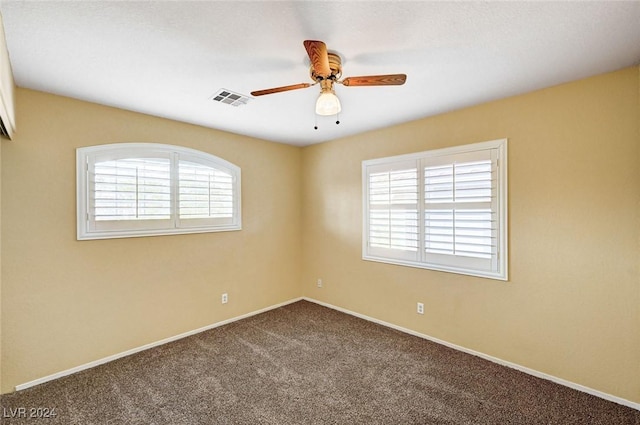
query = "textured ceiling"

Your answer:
(1, 1), (639, 146)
